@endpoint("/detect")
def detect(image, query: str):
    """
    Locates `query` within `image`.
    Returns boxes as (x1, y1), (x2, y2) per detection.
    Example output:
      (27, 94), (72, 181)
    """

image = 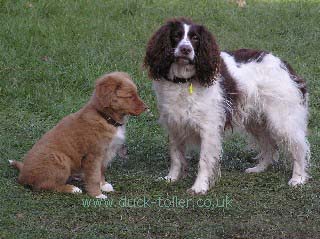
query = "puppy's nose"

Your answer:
(180, 45), (192, 55)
